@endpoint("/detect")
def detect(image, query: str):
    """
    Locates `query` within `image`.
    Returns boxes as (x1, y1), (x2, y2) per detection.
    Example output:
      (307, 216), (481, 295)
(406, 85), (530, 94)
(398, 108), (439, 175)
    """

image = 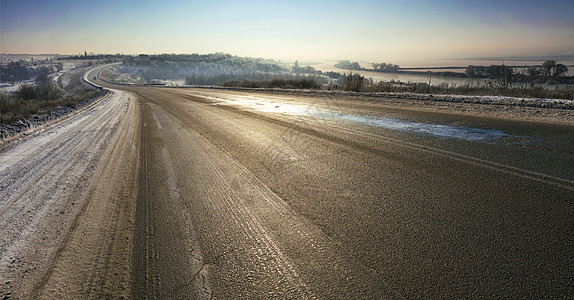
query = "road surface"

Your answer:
(1, 85), (139, 299)
(1, 65), (573, 299)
